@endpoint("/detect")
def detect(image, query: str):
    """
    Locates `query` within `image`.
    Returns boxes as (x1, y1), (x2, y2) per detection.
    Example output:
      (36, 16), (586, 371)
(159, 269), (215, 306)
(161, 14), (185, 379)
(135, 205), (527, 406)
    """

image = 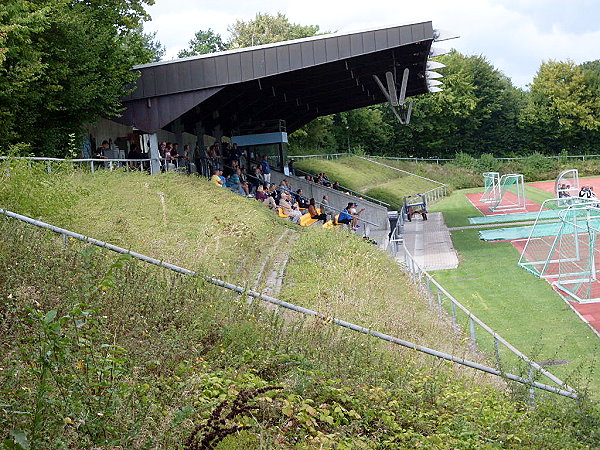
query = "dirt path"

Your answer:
(248, 228), (299, 309)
